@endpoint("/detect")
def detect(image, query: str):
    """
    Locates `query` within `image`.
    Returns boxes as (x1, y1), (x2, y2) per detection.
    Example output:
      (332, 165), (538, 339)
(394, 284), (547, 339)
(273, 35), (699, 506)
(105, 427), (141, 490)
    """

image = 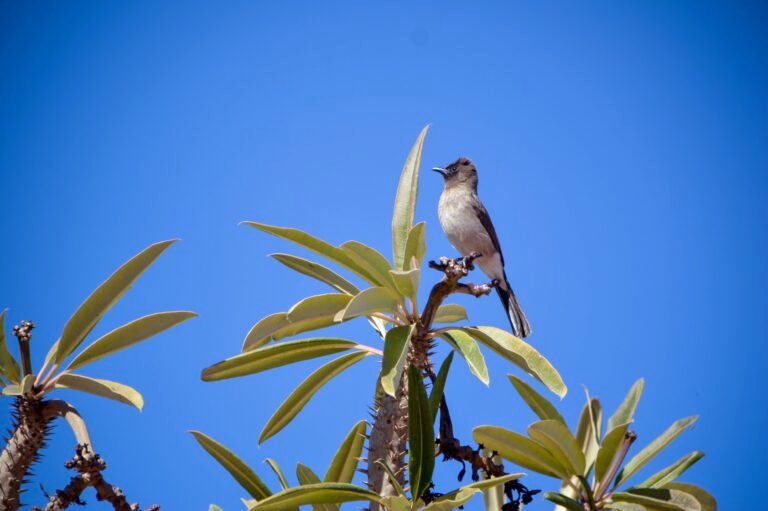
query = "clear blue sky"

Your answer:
(1, 1), (766, 509)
